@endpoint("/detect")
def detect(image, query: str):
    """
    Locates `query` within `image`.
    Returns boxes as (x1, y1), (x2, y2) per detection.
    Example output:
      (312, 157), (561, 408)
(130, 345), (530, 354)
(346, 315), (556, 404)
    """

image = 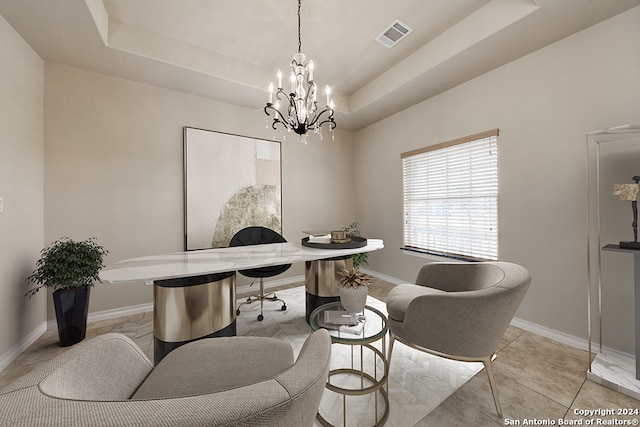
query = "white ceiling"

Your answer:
(1, 0), (638, 130)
